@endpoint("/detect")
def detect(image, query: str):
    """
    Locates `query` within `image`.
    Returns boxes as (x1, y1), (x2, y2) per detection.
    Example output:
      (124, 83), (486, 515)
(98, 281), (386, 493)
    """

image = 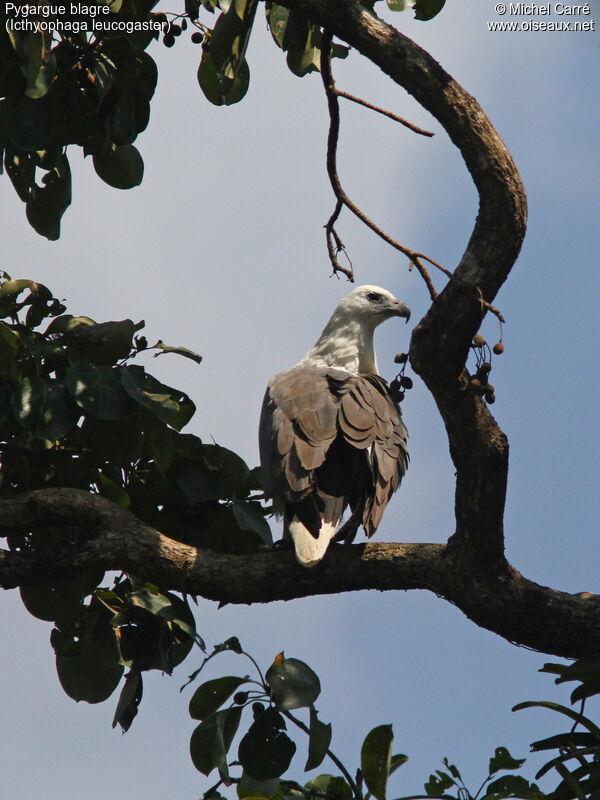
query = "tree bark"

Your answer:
(1, 489), (598, 659)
